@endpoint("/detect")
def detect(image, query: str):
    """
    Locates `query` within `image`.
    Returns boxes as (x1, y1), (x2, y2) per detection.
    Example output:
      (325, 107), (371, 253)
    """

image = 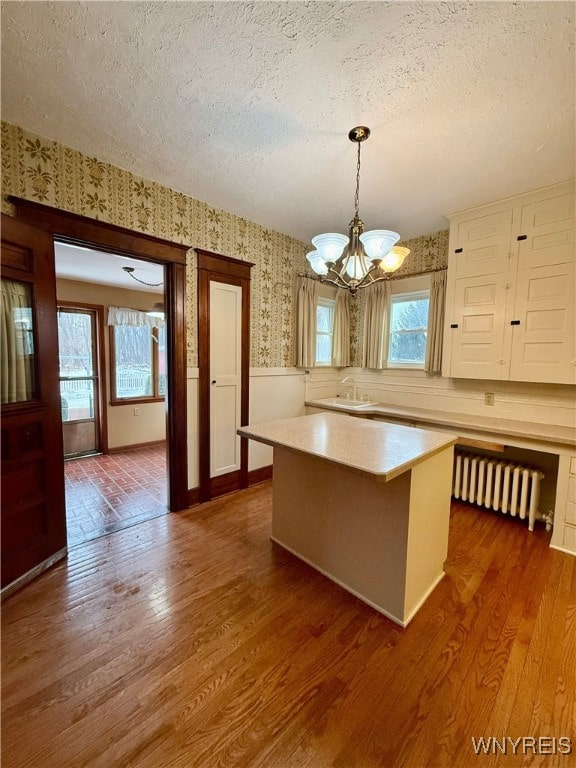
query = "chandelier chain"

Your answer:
(122, 266), (164, 287)
(354, 141), (361, 219)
